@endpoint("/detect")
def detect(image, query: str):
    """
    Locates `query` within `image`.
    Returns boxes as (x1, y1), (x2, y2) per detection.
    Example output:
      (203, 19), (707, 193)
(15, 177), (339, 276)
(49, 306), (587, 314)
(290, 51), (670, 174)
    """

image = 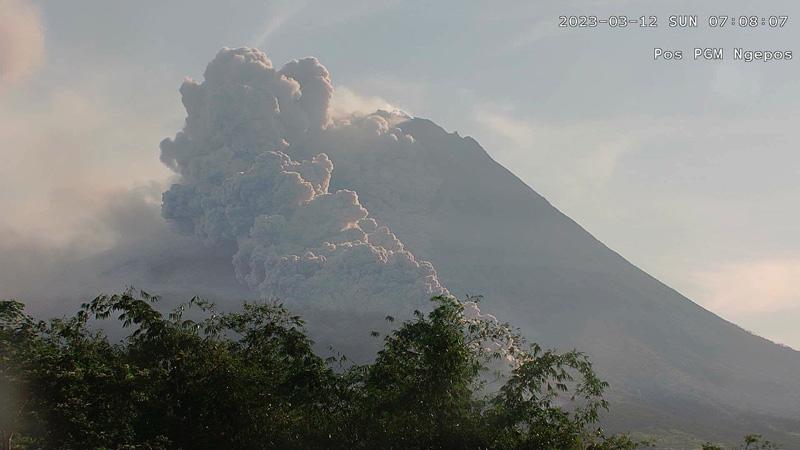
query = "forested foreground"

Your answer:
(0, 292), (780, 450)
